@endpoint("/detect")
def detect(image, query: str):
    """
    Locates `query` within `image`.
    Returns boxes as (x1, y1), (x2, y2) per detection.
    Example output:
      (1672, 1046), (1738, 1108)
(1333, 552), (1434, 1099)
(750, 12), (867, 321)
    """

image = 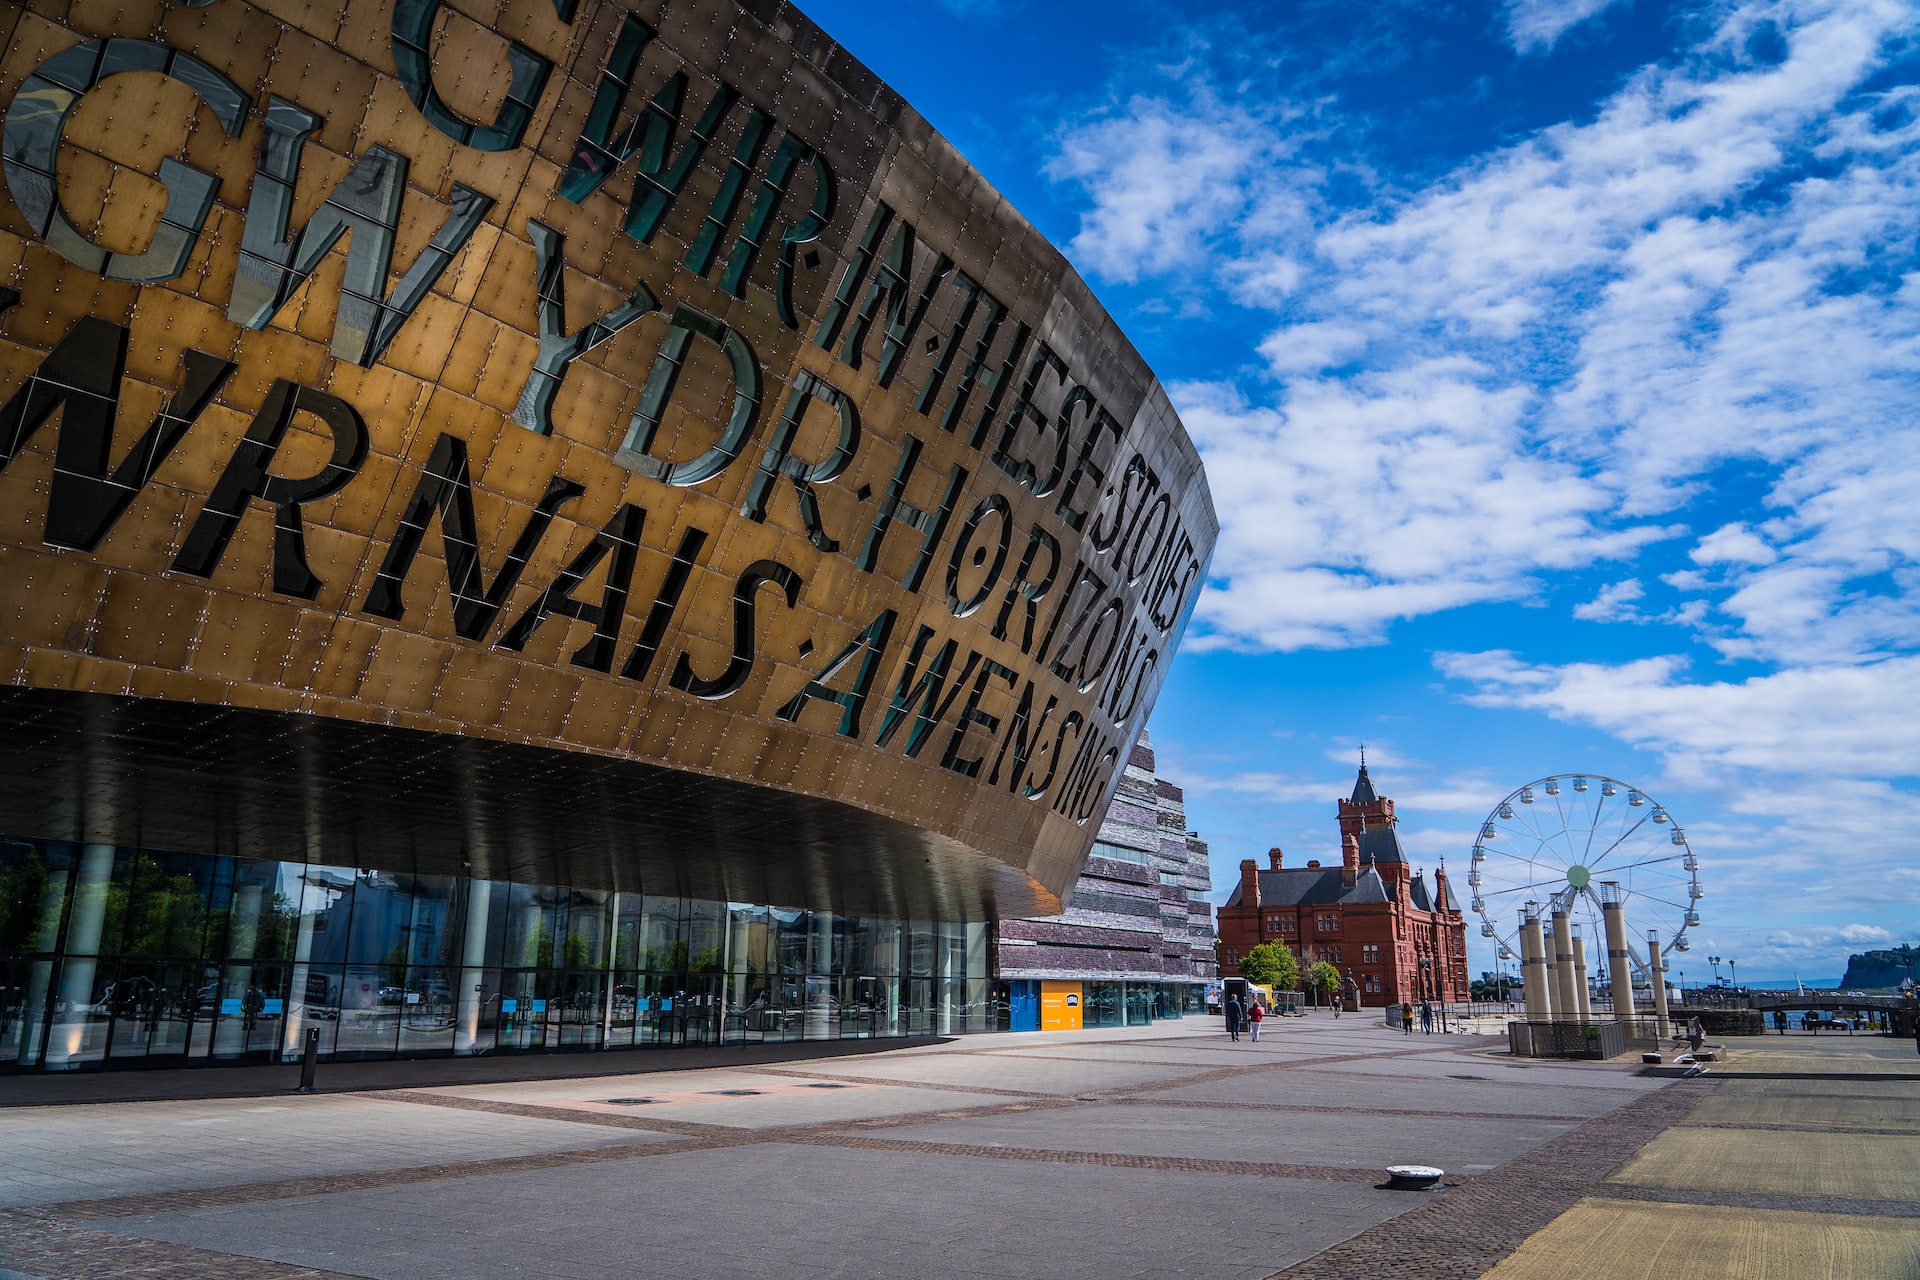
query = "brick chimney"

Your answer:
(1342, 832), (1360, 887)
(1239, 859), (1261, 908)
(1434, 865), (1451, 911)
(1268, 846), (1284, 870)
